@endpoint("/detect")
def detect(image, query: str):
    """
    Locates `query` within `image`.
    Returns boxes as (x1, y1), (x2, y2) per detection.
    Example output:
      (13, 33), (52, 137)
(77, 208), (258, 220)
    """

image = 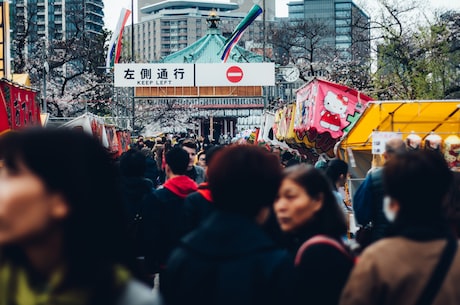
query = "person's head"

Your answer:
(181, 139), (198, 170)
(0, 128), (133, 299)
(384, 138), (406, 162)
(140, 146), (153, 159)
(144, 139), (154, 149)
(274, 164), (347, 237)
(197, 150), (206, 168)
(207, 145), (282, 220)
(325, 159), (348, 189)
(119, 149), (146, 177)
(445, 172), (460, 237)
(136, 135), (144, 148)
(281, 151), (294, 167)
(383, 150), (453, 226)
(165, 147), (189, 177)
